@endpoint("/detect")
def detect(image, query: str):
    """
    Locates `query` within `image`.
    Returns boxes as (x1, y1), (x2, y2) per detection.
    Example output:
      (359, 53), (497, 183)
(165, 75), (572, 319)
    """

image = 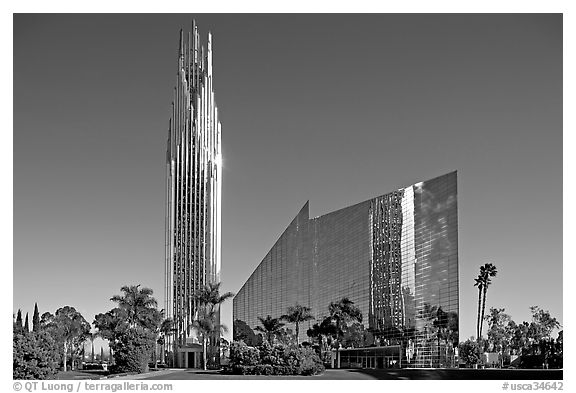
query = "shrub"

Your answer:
(229, 341), (260, 366)
(228, 340), (324, 376)
(110, 327), (156, 373)
(459, 339), (483, 367)
(297, 347), (325, 375)
(13, 331), (59, 380)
